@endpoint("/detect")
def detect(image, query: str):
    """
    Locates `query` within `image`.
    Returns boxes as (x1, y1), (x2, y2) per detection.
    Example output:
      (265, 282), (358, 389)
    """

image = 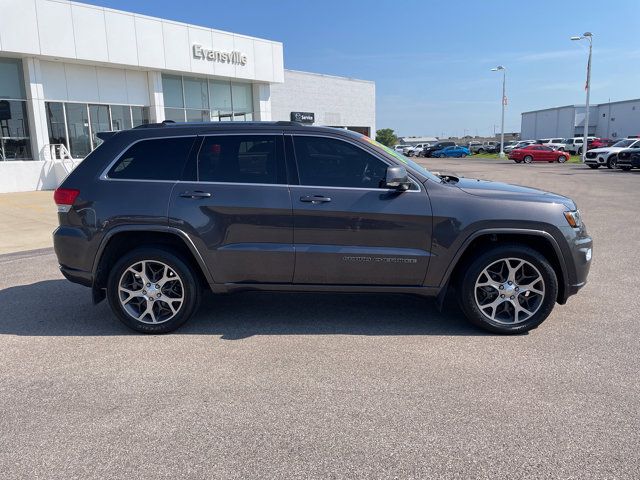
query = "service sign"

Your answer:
(290, 112), (315, 124)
